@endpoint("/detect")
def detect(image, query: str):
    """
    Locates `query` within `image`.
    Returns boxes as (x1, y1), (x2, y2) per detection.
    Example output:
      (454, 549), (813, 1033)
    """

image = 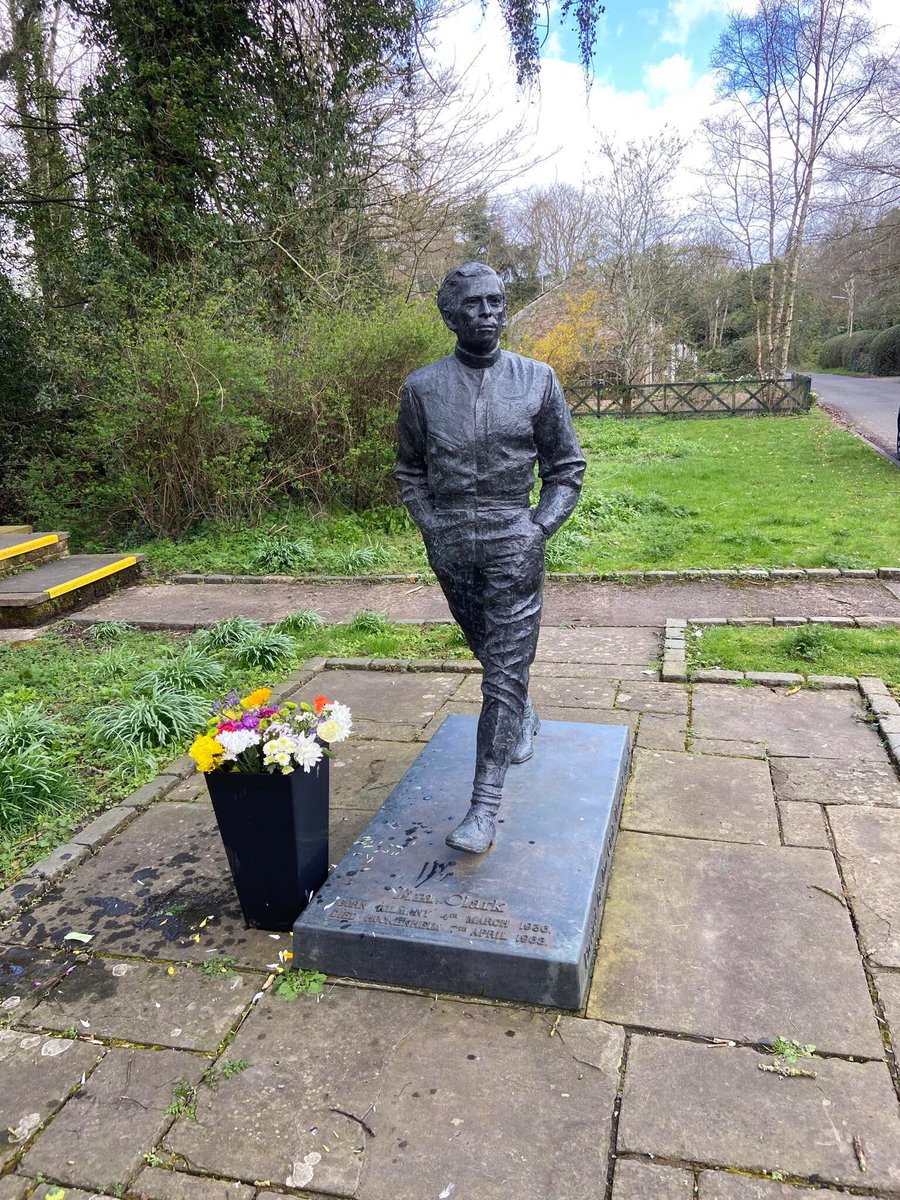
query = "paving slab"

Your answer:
(770, 756), (900, 806)
(635, 715), (686, 751)
(530, 661), (658, 681)
(829, 805), (900, 967)
(614, 681), (689, 715)
(23, 956), (261, 1051)
(328, 741), (421, 812)
(167, 986), (623, 1200)
(0, 1179), (32, 1200)
(588, 832), (882, 1056)
(0, 1030), (102, 1168)
(691, 685), (885, 758)
(291, 670), (463, 730)
(3, 804), (282, 969)
(69, 577), (900, 629)
(535, 626), (660, 663)
(691, 737), (766, 759)
(352, 719), (421, 742)
(622, 750), (779, 845)
(612, 1160), (694, 1198)
(777, 801), (830, 848)
(1, 946), (76, 1018)
(21, 1046), (206, 1190)
(132, 1167), (254, 1200)
(619, 1036), (900, 1190)
(874, 969), (900, 1049)
(698, 1173), (879, 1198)
(454, 670), (618, 709)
